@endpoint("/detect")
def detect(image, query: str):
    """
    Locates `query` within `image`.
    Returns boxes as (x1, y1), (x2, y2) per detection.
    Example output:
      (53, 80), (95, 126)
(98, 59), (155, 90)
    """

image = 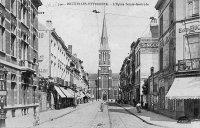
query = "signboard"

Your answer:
(0, 91), (7, 96)
(179, 24), (200, 34)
